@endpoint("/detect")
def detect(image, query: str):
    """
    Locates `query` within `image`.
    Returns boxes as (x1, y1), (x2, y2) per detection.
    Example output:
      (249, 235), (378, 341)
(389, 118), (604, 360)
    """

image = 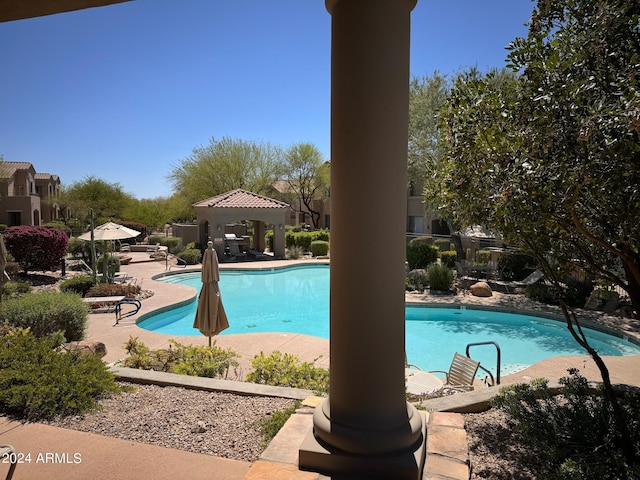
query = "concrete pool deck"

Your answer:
(2, 251), (640, 480)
